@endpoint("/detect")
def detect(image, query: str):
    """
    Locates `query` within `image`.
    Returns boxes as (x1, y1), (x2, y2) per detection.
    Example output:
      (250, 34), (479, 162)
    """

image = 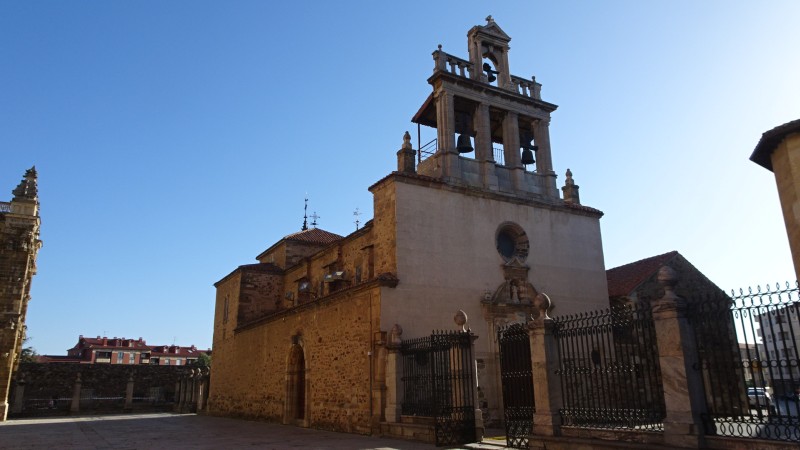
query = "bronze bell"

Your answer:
(456, 134), (474, 153)
(521, 145), (537, 165)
